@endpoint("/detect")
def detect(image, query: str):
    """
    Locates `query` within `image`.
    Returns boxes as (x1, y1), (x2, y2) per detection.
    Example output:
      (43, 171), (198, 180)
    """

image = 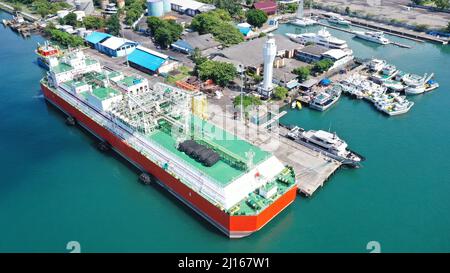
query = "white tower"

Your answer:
(297, 0), (304, 19)
(260, 34), (277, 98)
